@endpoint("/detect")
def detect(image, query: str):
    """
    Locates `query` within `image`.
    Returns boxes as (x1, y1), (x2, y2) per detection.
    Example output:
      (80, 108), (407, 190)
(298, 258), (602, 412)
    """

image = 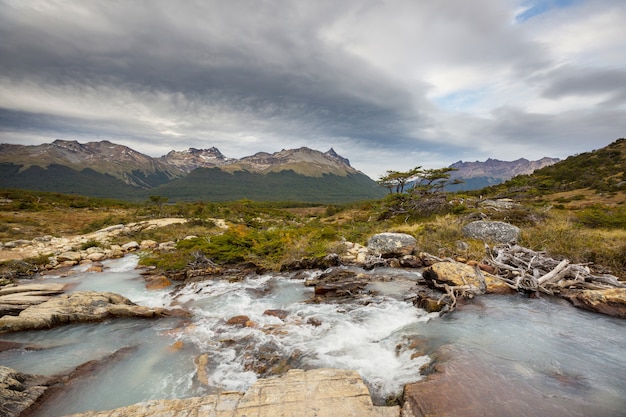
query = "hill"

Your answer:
(477, 138), (626, 200)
